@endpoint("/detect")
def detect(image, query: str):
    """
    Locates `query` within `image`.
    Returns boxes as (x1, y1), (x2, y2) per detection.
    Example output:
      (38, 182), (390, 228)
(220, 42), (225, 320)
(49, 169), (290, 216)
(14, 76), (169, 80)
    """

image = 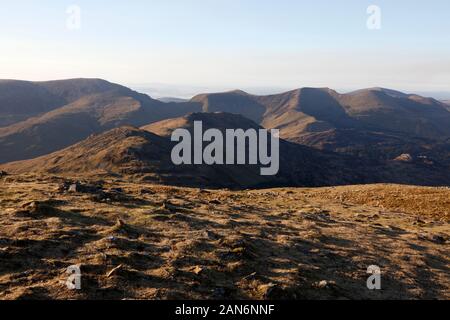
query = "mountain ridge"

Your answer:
(1, 79), (449, 183)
